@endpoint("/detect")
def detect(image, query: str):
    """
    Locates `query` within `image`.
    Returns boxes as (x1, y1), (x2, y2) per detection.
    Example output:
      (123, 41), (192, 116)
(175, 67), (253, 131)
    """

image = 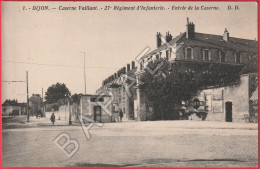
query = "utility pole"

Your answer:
(26, 71), (29, 122)
(2, 73), (27, 119)
(42, 88), (44, 115)
(81, 52), (87, 94)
